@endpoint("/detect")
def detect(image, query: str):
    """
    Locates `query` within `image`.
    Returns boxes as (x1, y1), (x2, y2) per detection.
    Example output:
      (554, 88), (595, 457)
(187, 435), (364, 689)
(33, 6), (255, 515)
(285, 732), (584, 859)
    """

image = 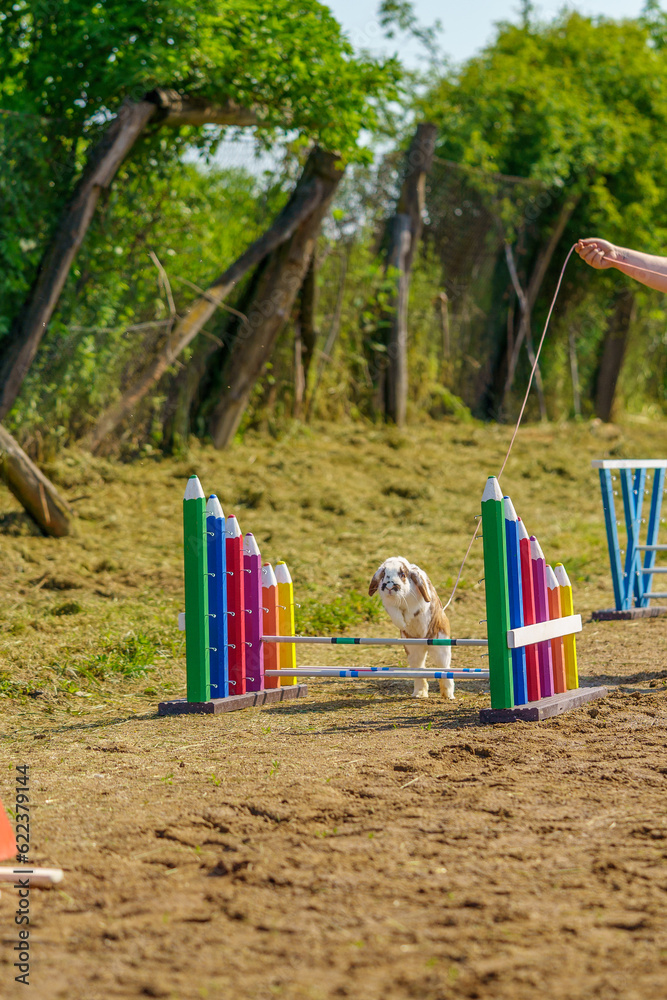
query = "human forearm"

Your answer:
(576, 237), (667, 292)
